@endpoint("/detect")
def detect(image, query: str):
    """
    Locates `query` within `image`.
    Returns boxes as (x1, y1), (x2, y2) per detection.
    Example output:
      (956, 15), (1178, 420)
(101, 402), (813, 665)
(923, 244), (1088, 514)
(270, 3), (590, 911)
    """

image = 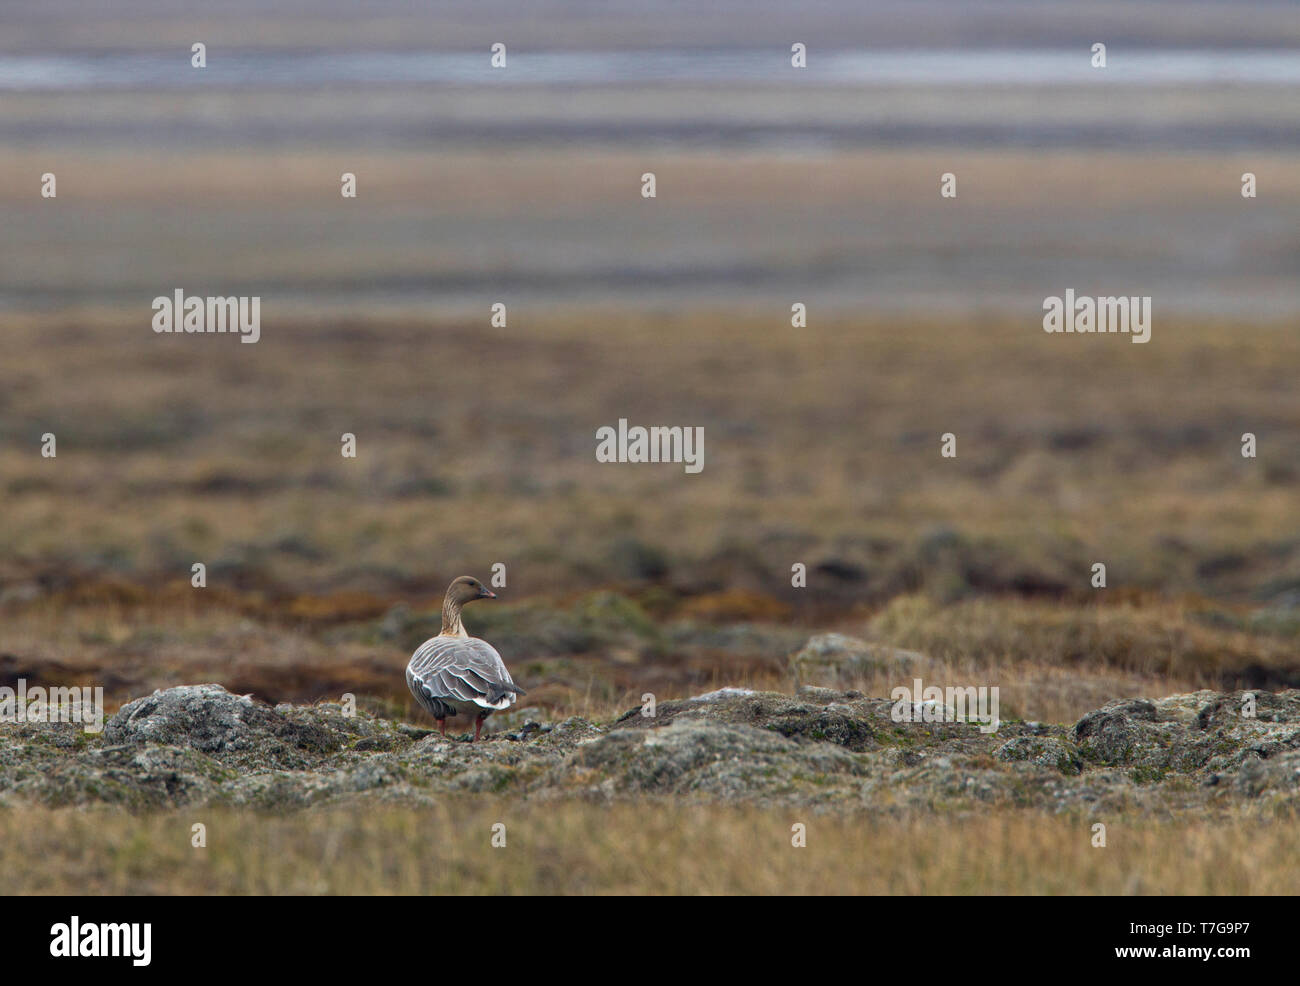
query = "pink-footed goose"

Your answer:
(406, 576), (526, 741)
